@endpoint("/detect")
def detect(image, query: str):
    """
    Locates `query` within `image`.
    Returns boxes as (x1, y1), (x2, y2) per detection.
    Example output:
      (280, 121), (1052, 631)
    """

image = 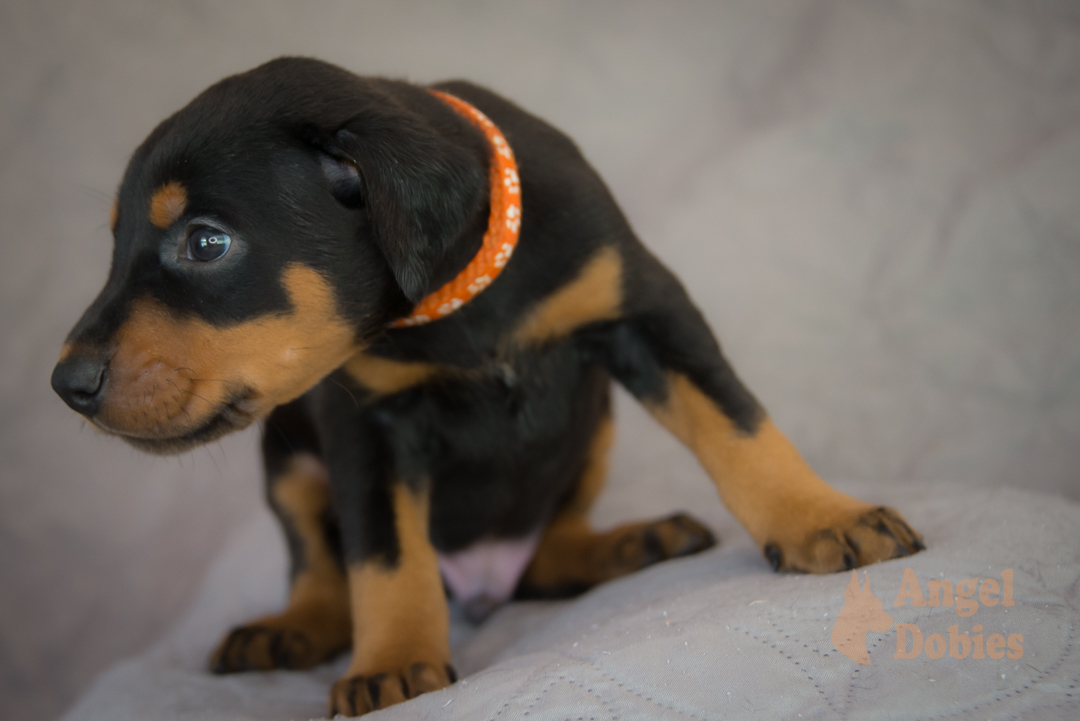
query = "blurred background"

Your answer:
(1, 1), (1078, 719)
